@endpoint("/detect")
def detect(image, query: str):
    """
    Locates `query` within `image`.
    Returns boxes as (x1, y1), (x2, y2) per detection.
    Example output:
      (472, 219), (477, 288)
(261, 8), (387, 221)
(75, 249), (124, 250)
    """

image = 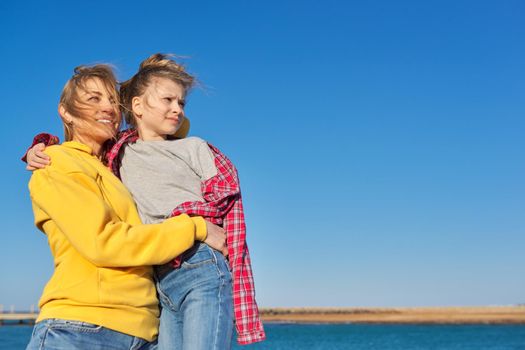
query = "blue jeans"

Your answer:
(154, 242), (234, 350)
(26, 318), (157, 350)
